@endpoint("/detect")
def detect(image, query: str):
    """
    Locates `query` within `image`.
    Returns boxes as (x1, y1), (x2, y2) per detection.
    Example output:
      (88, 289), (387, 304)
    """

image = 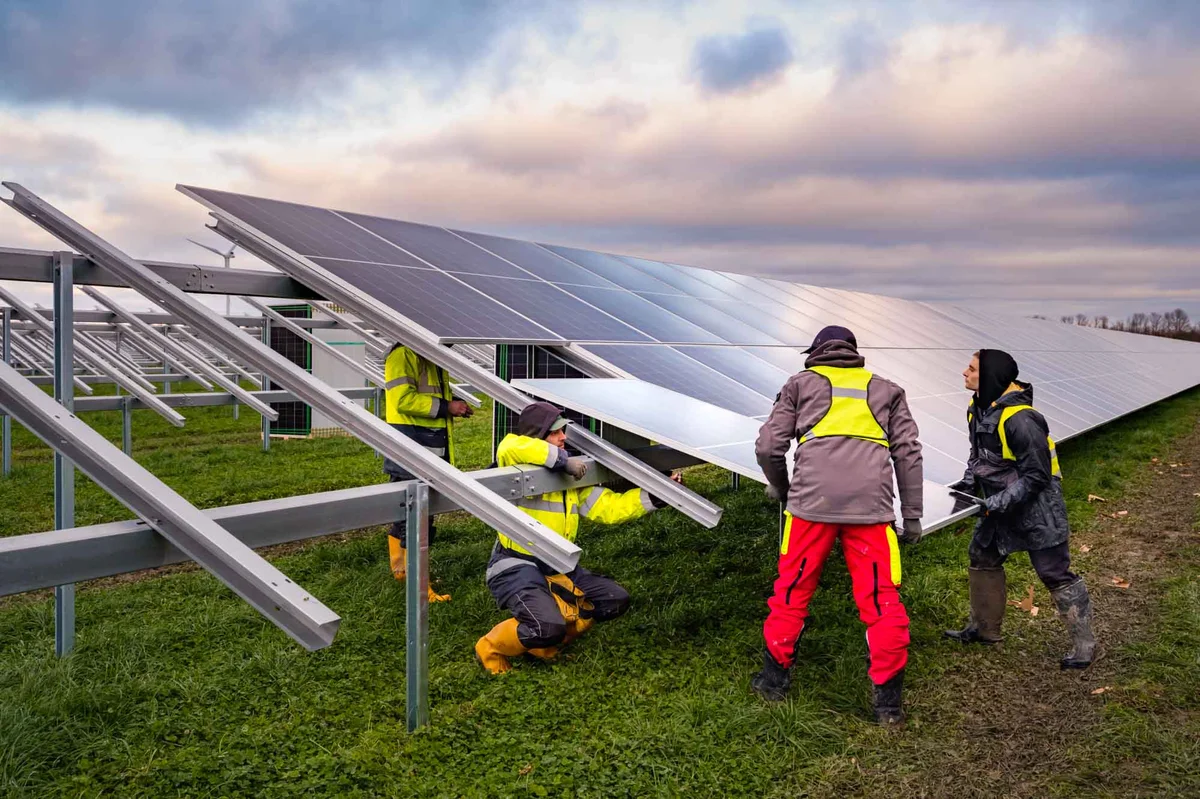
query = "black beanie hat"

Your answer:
(976, 349), (1019, 408)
